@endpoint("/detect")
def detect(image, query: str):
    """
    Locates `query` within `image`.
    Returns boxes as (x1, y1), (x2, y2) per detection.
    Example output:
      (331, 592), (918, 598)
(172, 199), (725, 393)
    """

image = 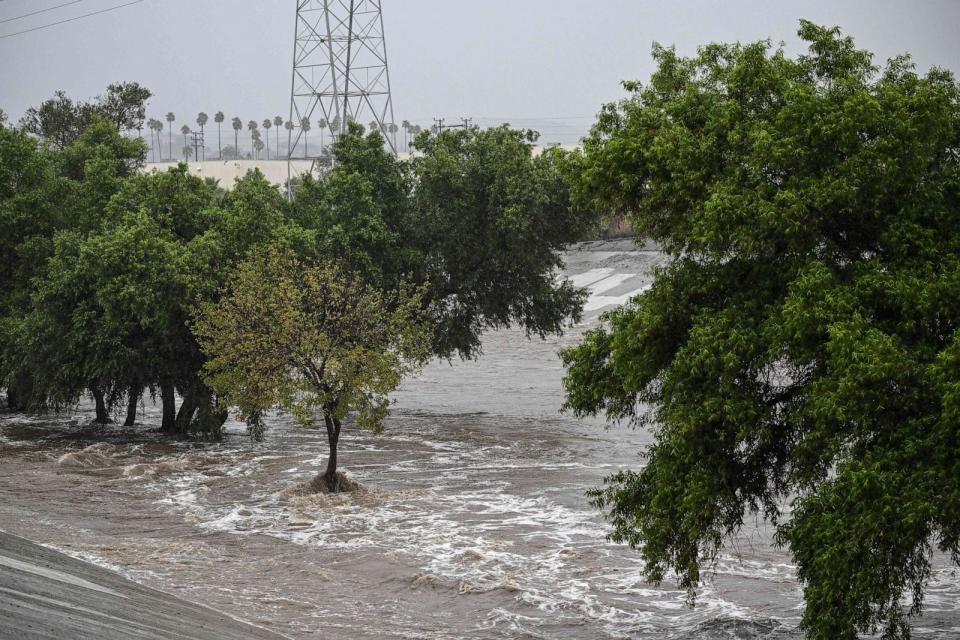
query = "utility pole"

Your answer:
(190, 130), (205, 166)
(433, 117), (472, 133)
(287, 0), (398, 194)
